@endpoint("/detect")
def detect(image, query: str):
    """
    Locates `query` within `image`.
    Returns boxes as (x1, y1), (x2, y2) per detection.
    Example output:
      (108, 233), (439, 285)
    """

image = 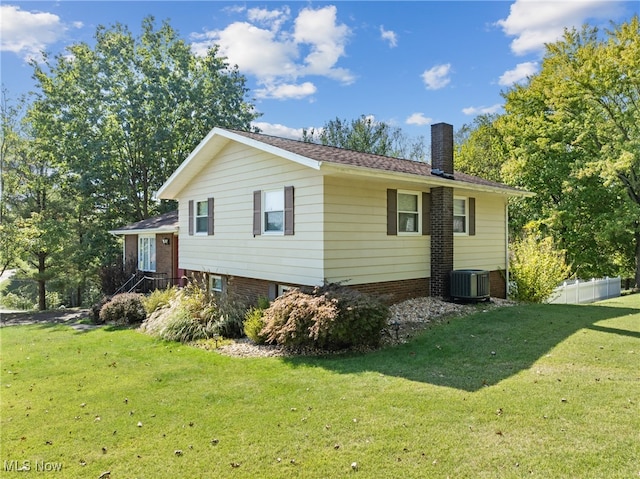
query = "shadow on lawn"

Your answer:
(284, 303), (639, 392)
